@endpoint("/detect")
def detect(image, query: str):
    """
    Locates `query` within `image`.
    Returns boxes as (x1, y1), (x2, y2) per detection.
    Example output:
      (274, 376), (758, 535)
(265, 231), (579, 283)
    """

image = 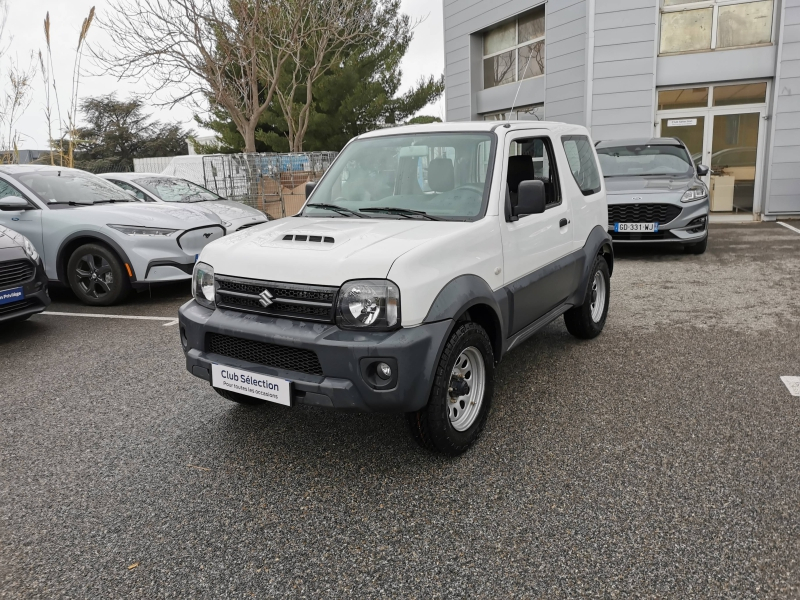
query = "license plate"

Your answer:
(614, 222), (659, 233)
(211, 363), (291, 406)
(0, 286), (24, 306)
